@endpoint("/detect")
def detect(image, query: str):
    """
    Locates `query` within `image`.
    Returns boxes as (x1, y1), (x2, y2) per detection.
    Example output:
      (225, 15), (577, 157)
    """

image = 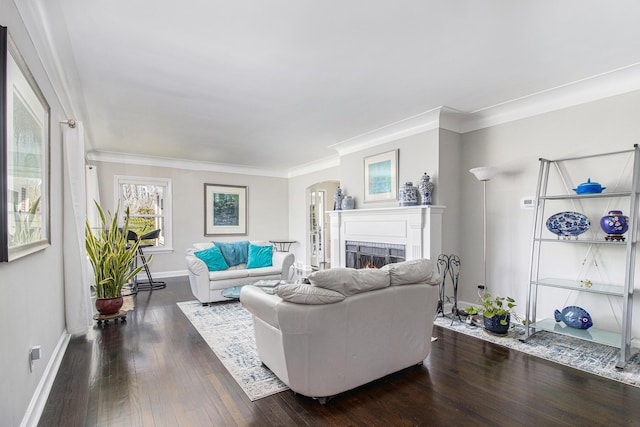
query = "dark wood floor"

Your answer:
(39, 277), (640, 427)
